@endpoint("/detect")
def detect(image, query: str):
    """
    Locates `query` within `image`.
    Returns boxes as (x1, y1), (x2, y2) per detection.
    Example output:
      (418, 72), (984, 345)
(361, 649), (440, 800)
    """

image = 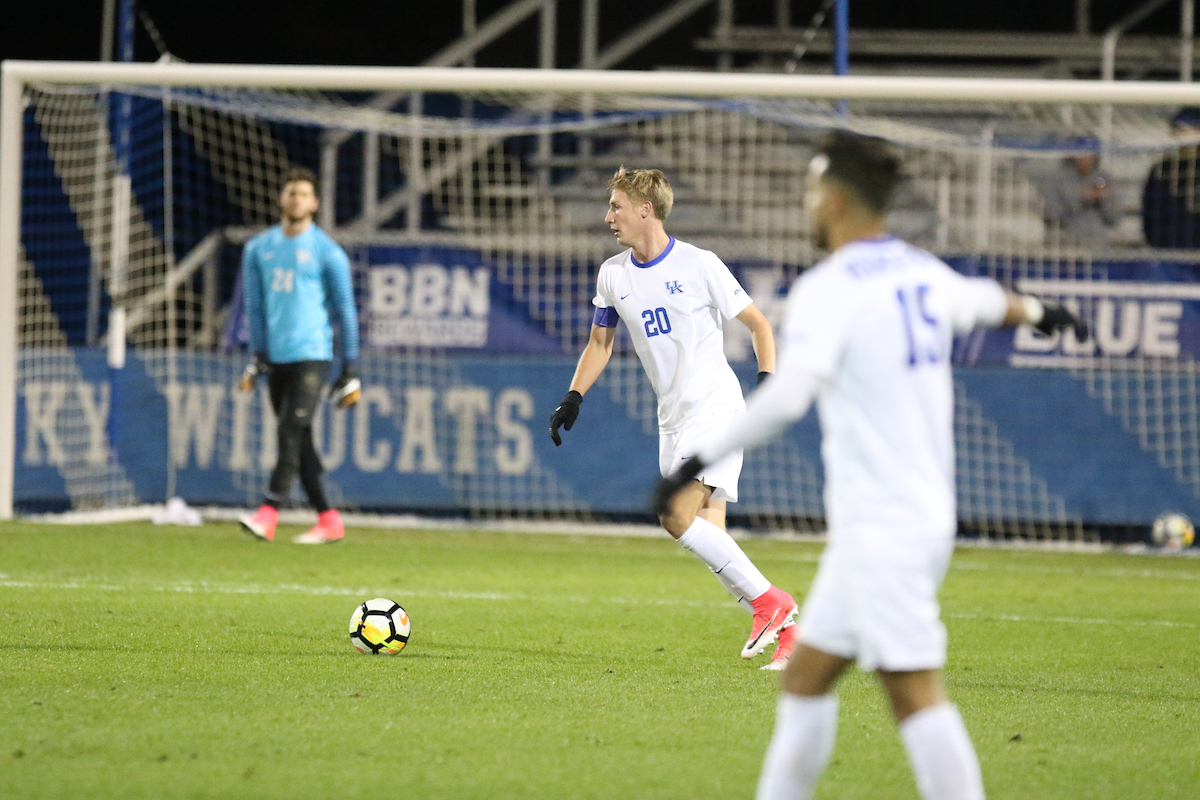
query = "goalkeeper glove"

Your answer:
(653, 458), (705, 516)
(549, 390), (583, 446)
(1028, 298), (1089, 342)
(239, 353), (271, 392)
(331, 362), (362, 408)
